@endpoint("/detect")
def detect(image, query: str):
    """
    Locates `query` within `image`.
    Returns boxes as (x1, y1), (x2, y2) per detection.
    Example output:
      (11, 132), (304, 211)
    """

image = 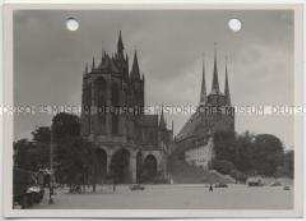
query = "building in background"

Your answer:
(175, 48), (235, 169)
(184, 136), (214, 171)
